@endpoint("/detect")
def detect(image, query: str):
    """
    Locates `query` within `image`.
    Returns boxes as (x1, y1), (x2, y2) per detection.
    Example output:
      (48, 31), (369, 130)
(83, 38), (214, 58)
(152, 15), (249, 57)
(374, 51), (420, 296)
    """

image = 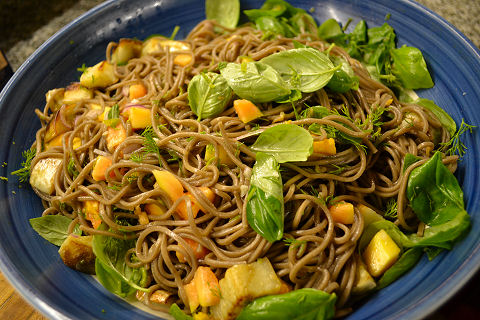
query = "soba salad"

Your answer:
(13, 0), (473, 319)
